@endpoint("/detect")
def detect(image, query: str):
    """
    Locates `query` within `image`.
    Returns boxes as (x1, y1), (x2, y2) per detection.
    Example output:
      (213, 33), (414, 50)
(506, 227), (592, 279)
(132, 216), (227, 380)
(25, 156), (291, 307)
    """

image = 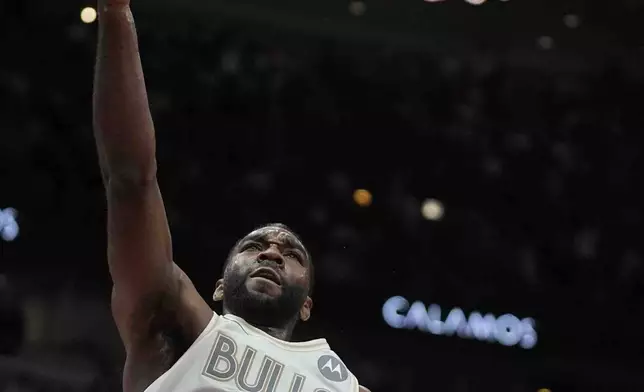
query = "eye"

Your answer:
(284, 251), (303, 262)
(242, 243), (262, 252)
